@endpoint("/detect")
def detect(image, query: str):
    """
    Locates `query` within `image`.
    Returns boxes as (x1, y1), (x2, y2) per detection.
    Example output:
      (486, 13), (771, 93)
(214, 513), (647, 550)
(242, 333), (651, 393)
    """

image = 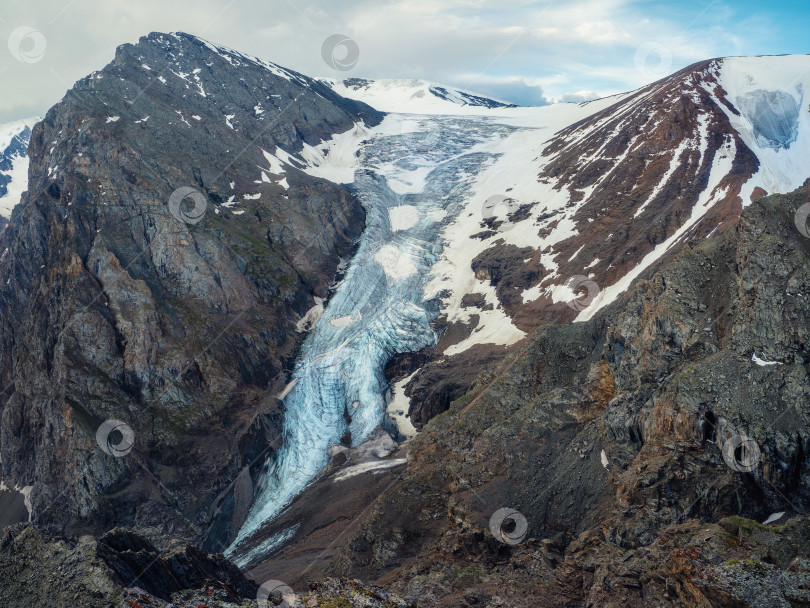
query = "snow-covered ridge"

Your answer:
(425, 54), (810, 329)
(319, 77), (516, 114)
(0, 117), (37, 219)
